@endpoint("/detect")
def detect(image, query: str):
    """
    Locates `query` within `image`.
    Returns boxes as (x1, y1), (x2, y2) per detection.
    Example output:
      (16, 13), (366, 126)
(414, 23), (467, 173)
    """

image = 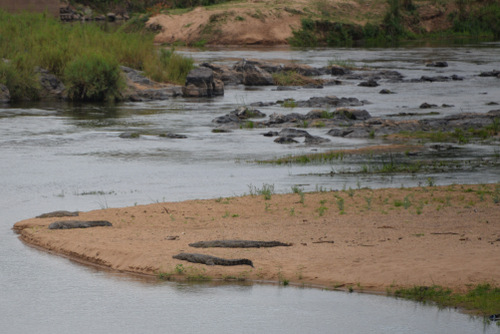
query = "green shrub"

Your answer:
(0, 56), (40, 101)
(64, 53), (123, 101)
